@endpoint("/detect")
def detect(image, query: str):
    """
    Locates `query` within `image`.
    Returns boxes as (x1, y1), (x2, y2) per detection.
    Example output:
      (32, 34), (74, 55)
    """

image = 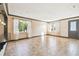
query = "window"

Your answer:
(14, 19), (28, 33)
(70, 21), (76, 31)
(19, 20), (28, 32)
